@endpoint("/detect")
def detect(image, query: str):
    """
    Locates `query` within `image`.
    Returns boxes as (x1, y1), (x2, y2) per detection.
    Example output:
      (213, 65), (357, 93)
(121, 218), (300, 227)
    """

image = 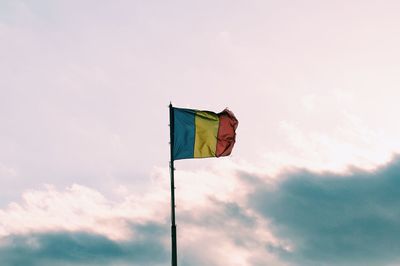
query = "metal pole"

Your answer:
(169, 103), (178, 266)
